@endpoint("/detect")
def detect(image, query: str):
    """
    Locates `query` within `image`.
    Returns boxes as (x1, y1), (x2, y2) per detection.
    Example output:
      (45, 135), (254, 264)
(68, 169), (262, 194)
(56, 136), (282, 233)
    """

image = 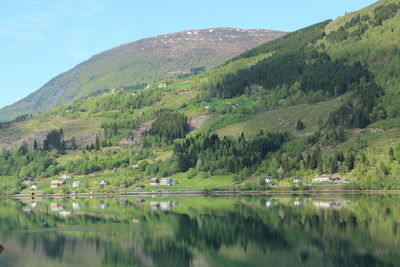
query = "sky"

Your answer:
(0, 0), (377, 109)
